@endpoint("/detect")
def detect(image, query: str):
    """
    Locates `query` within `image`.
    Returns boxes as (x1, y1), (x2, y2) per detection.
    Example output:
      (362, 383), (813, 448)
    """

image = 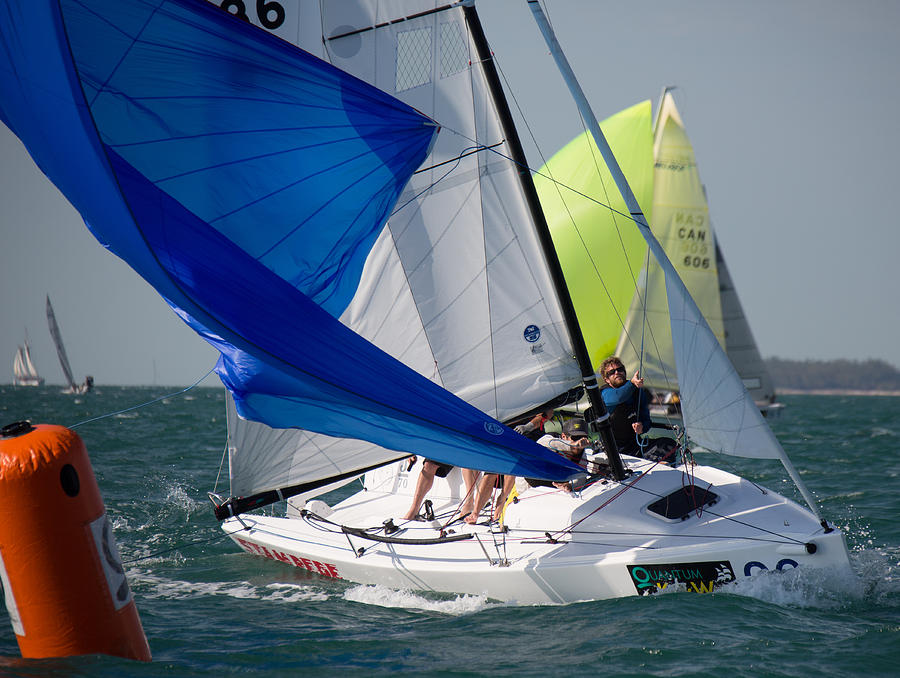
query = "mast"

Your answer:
(462, 3), (625, 480)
